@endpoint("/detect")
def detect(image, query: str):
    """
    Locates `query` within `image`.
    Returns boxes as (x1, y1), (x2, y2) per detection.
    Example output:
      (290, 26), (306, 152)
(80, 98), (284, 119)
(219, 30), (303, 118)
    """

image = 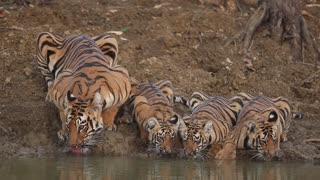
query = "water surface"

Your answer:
(0, 156), (319, 180)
